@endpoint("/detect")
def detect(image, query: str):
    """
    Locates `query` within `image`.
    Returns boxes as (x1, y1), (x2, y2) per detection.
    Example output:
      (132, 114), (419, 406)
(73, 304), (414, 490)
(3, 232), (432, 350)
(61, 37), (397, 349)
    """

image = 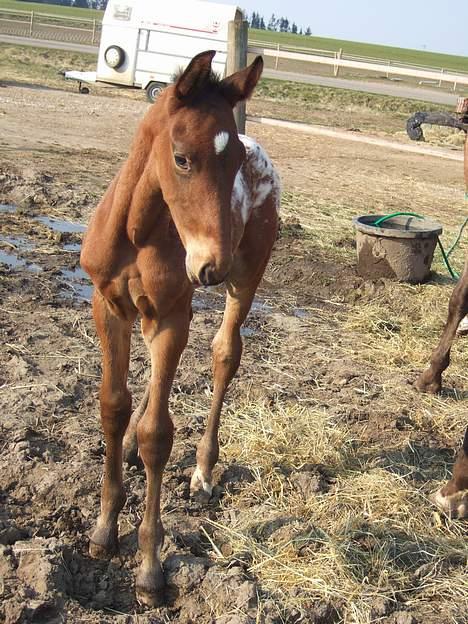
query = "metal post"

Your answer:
(92, 18), (96, 44)
(227, 19), (248, 134)
(275, 43), (280, 70)
(29, 11), (34, 37)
